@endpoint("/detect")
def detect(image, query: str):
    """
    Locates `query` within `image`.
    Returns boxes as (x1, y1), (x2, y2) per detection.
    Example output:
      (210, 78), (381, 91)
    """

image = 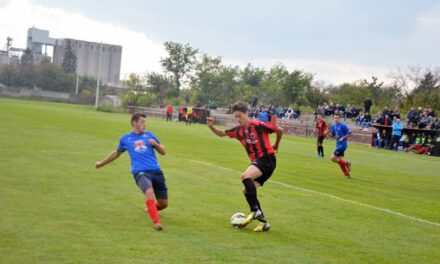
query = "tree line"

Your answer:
(1, 40), (439, 113)
(125, 42), (440, 113)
